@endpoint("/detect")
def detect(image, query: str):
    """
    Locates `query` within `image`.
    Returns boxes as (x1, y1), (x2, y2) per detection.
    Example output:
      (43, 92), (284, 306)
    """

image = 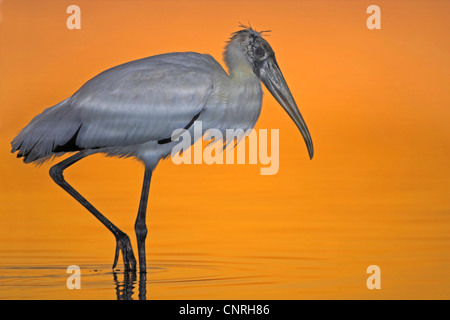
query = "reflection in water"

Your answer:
(0, 257), (272, 299)
(0, 240), (450, 299)
(113, 271), (146, 300)
(139, 273), (147, 300)
(113, 271), (136, 300)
